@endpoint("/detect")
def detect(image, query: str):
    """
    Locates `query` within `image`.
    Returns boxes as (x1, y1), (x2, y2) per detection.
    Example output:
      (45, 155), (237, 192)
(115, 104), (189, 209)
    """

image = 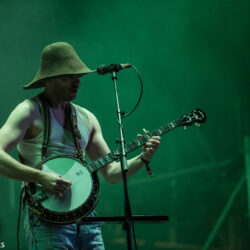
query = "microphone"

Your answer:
(97, 63), (131, 75)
